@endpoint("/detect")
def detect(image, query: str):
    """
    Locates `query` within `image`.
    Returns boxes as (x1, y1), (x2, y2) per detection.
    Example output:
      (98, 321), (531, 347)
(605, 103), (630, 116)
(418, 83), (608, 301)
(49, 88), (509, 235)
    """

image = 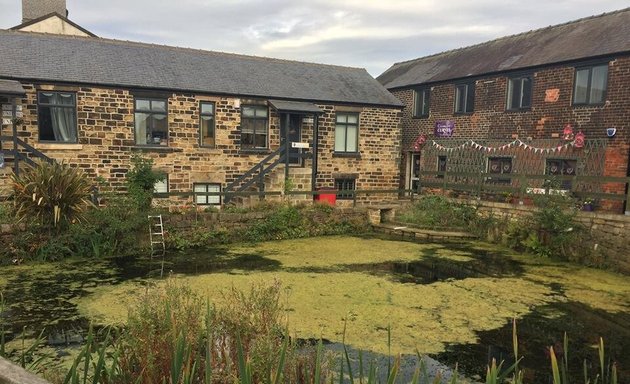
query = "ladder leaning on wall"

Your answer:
(148, 215), (166, 258)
